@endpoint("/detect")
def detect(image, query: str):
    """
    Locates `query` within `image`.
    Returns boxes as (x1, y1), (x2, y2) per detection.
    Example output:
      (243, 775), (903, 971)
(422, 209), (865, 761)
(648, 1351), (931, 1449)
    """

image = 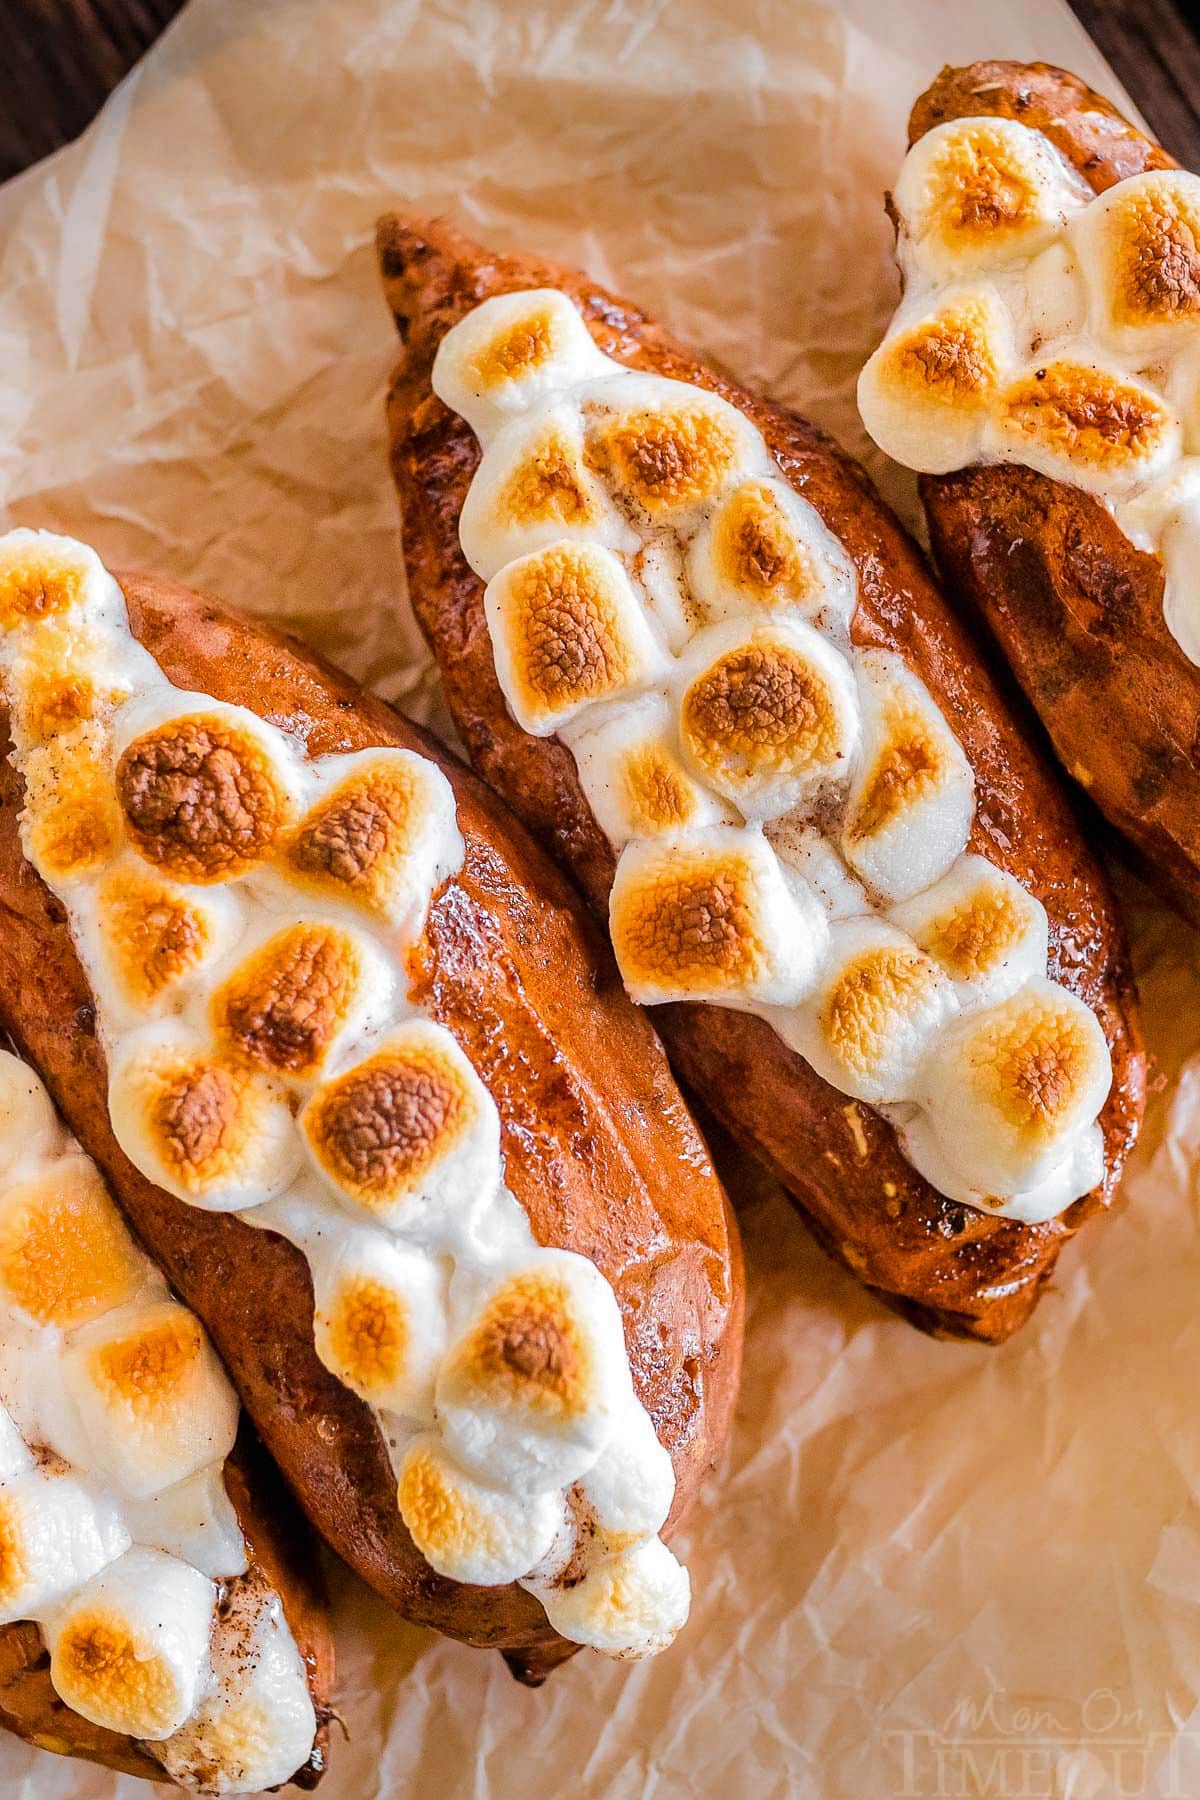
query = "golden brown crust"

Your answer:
(908, 62), (1200, 921)
(377, 212), (1144, 1344)
(0, 1431), (332, 1788)
(0, 574), (741, 1674)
